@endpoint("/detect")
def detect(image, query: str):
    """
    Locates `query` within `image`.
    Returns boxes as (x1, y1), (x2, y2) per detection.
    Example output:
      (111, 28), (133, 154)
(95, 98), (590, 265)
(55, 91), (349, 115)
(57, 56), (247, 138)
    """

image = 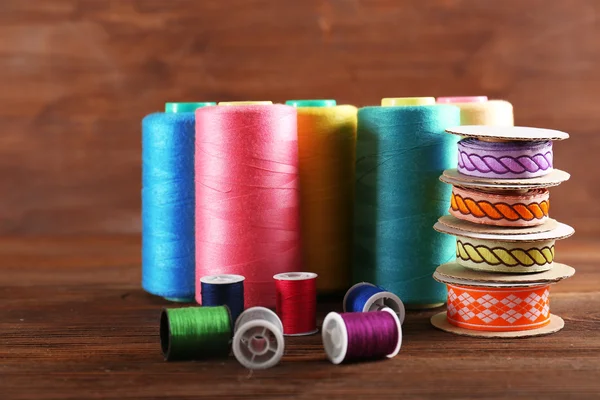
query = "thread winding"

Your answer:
(274, 272), (318, 335)
(446, 284), (551, 331)
(353, 105), (461, 307)
(142, 110), (199, 301)
(294, 103), (357, 293)
(456, 237), (555, 273)
(450, 186), (550, 227)
(194, 104), (302, 308)
(160, 306), (232, 361)
(458, 138), (553, 179)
